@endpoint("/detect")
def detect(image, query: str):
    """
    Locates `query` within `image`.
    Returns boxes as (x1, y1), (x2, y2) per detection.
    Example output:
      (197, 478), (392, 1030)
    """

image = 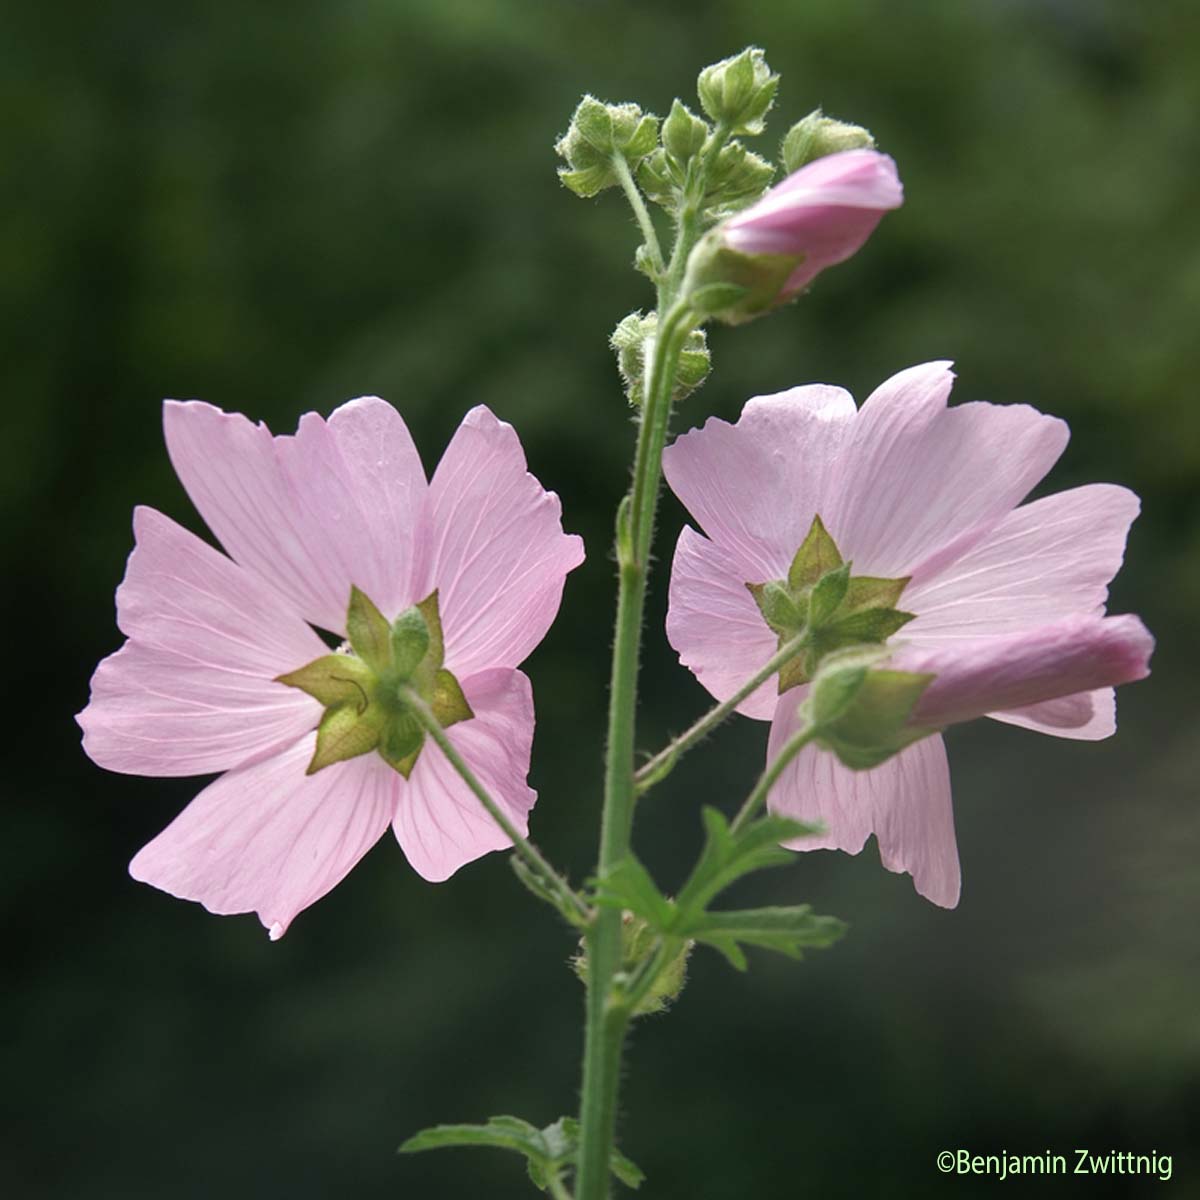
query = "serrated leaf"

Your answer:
(275, 653), (373, 711)
(592, 856), (676, 930)
(346, 585), (392, 673)
(688, 905), (847, 971)
(788, 515), (843, 590)
(399, 1115), (543, 1158)
(400, 1114), (644, 1192)
(674, 807), (817, 915)
(307, 702), (383, 774)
